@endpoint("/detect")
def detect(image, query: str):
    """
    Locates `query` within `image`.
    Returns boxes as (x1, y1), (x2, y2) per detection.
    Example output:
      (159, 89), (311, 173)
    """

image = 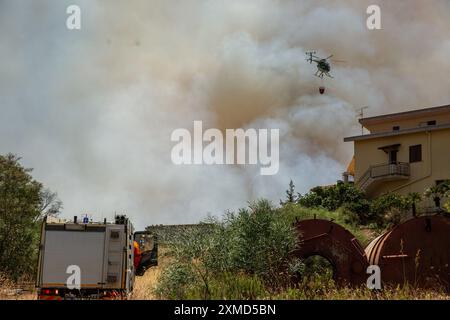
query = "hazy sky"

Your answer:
(1, 0), (450, 229)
